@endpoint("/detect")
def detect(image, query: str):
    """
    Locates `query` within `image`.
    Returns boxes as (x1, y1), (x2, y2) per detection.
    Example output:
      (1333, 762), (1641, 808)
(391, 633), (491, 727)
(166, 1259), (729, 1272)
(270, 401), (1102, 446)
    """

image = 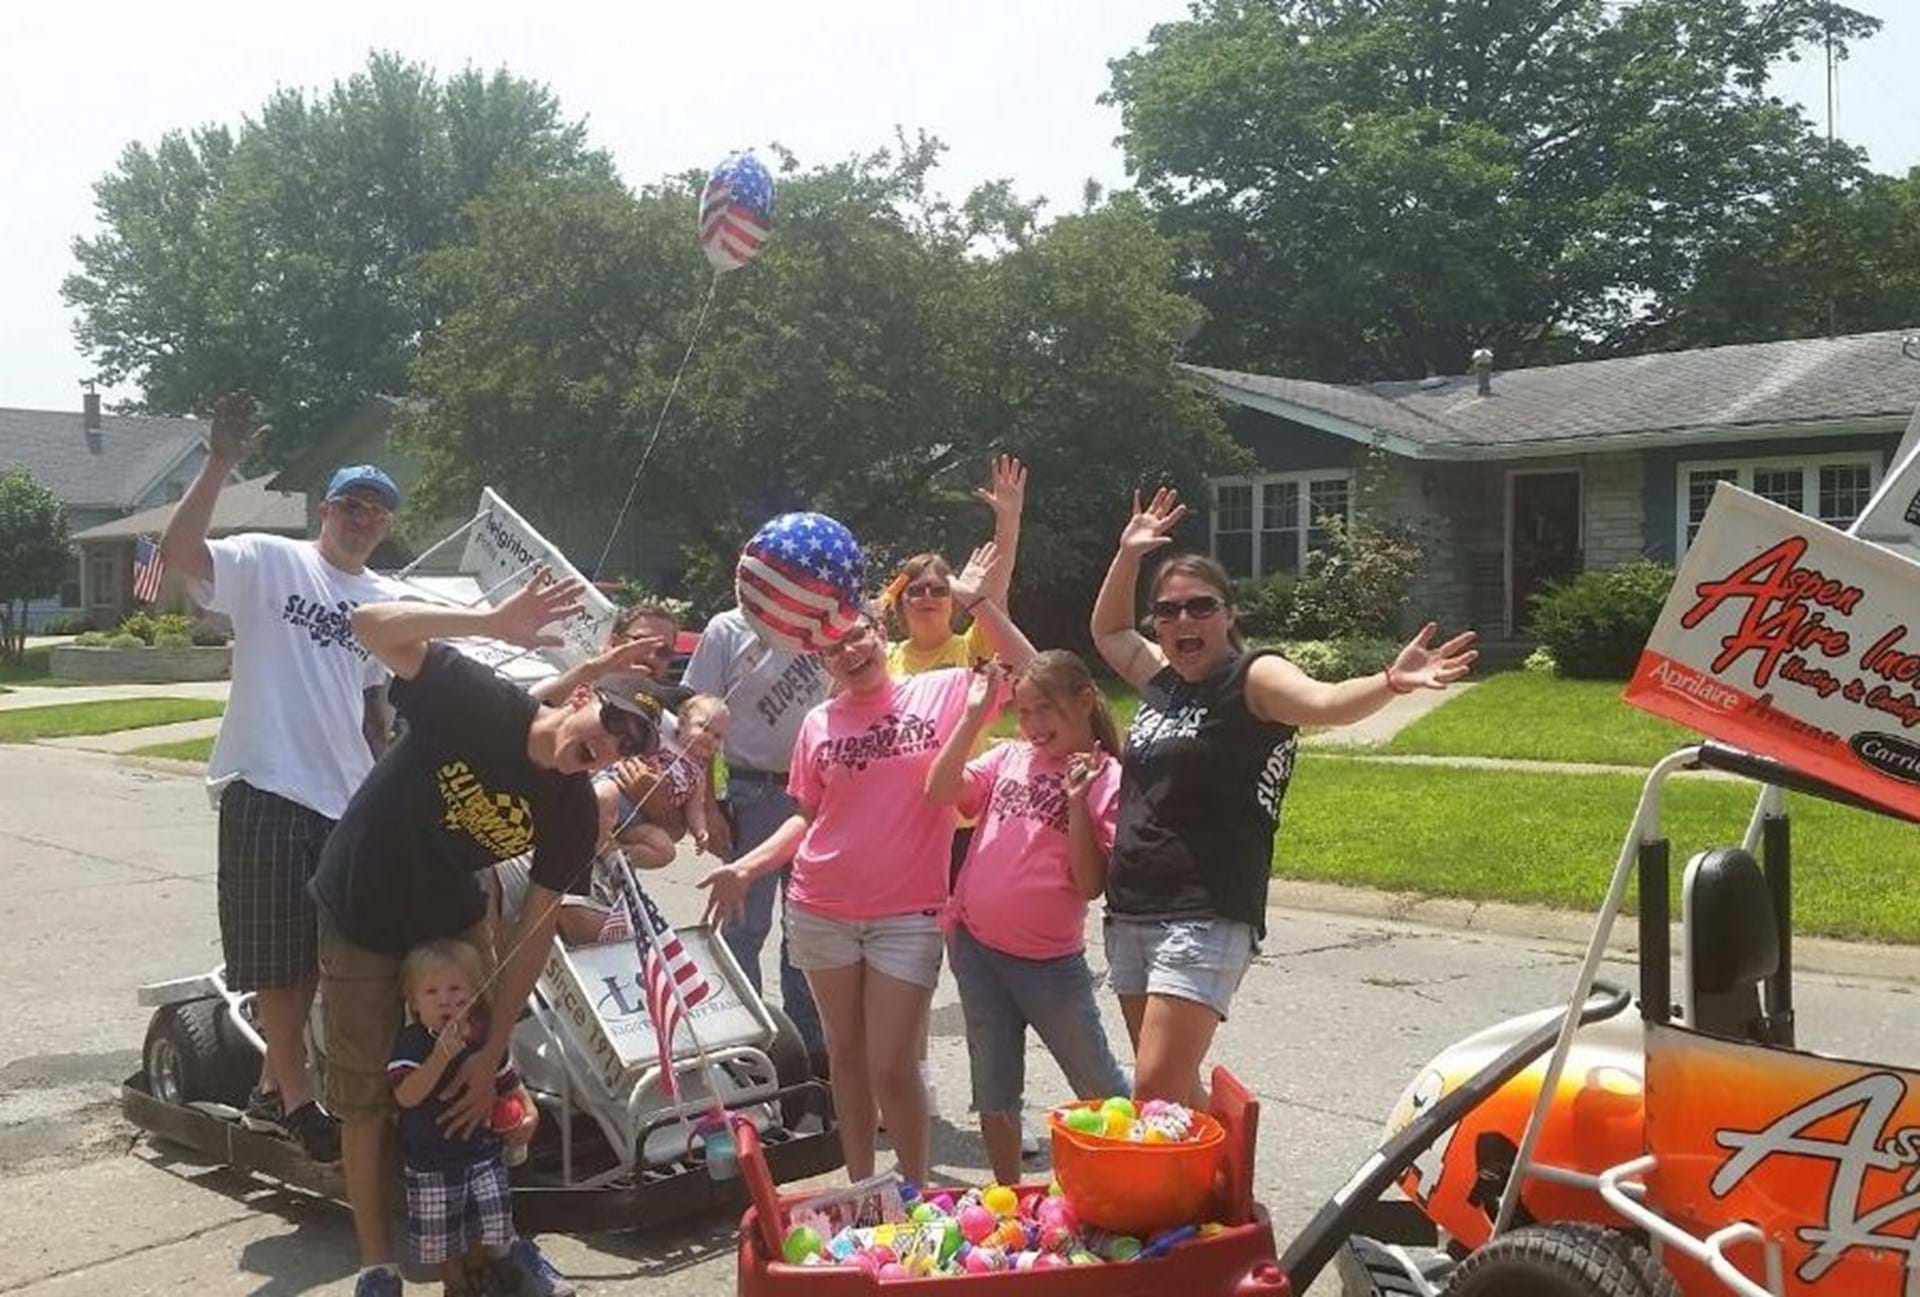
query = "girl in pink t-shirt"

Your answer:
(925, 649), (1131, 1185)
(699, 547), (1034, 1187)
